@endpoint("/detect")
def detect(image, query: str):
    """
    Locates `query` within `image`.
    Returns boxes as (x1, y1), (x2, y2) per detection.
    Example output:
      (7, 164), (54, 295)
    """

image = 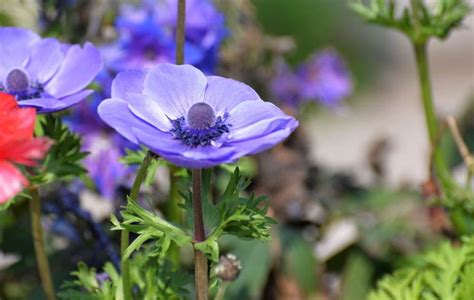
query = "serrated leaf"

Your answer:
(368, 237), (474, 300)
